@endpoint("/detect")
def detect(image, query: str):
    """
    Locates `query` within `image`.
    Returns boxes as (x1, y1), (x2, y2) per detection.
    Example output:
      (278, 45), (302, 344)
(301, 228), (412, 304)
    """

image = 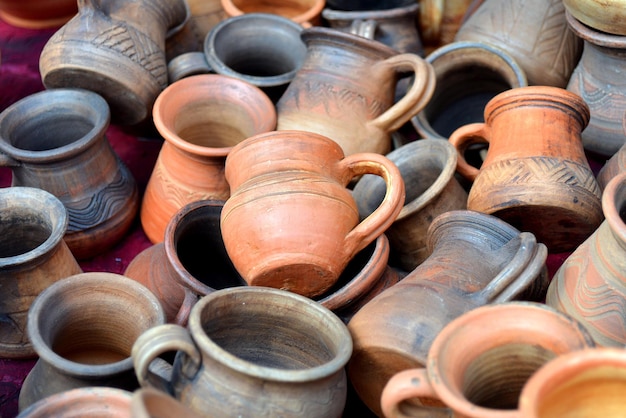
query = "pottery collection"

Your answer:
(3, 1), (626, 417)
